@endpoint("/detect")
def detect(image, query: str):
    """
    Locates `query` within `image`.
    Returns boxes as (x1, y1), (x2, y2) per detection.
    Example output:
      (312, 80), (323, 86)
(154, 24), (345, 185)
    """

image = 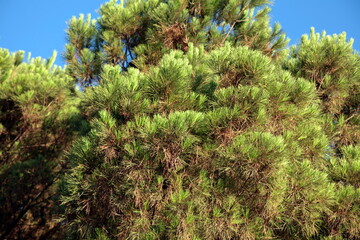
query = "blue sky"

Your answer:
(1, 0), (359, 66)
